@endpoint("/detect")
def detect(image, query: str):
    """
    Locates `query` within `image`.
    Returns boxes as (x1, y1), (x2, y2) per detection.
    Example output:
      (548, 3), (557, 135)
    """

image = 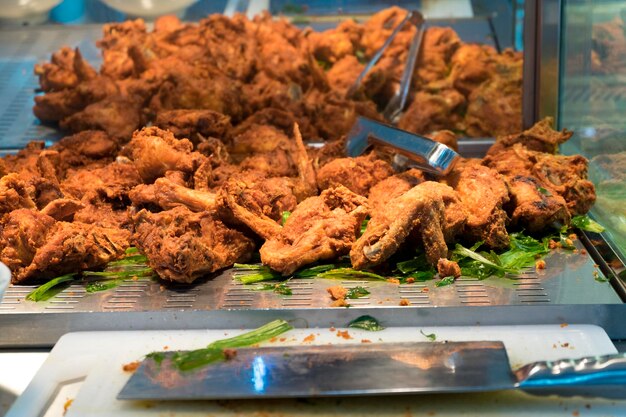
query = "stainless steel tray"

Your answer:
(0, 26), (624, 347)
